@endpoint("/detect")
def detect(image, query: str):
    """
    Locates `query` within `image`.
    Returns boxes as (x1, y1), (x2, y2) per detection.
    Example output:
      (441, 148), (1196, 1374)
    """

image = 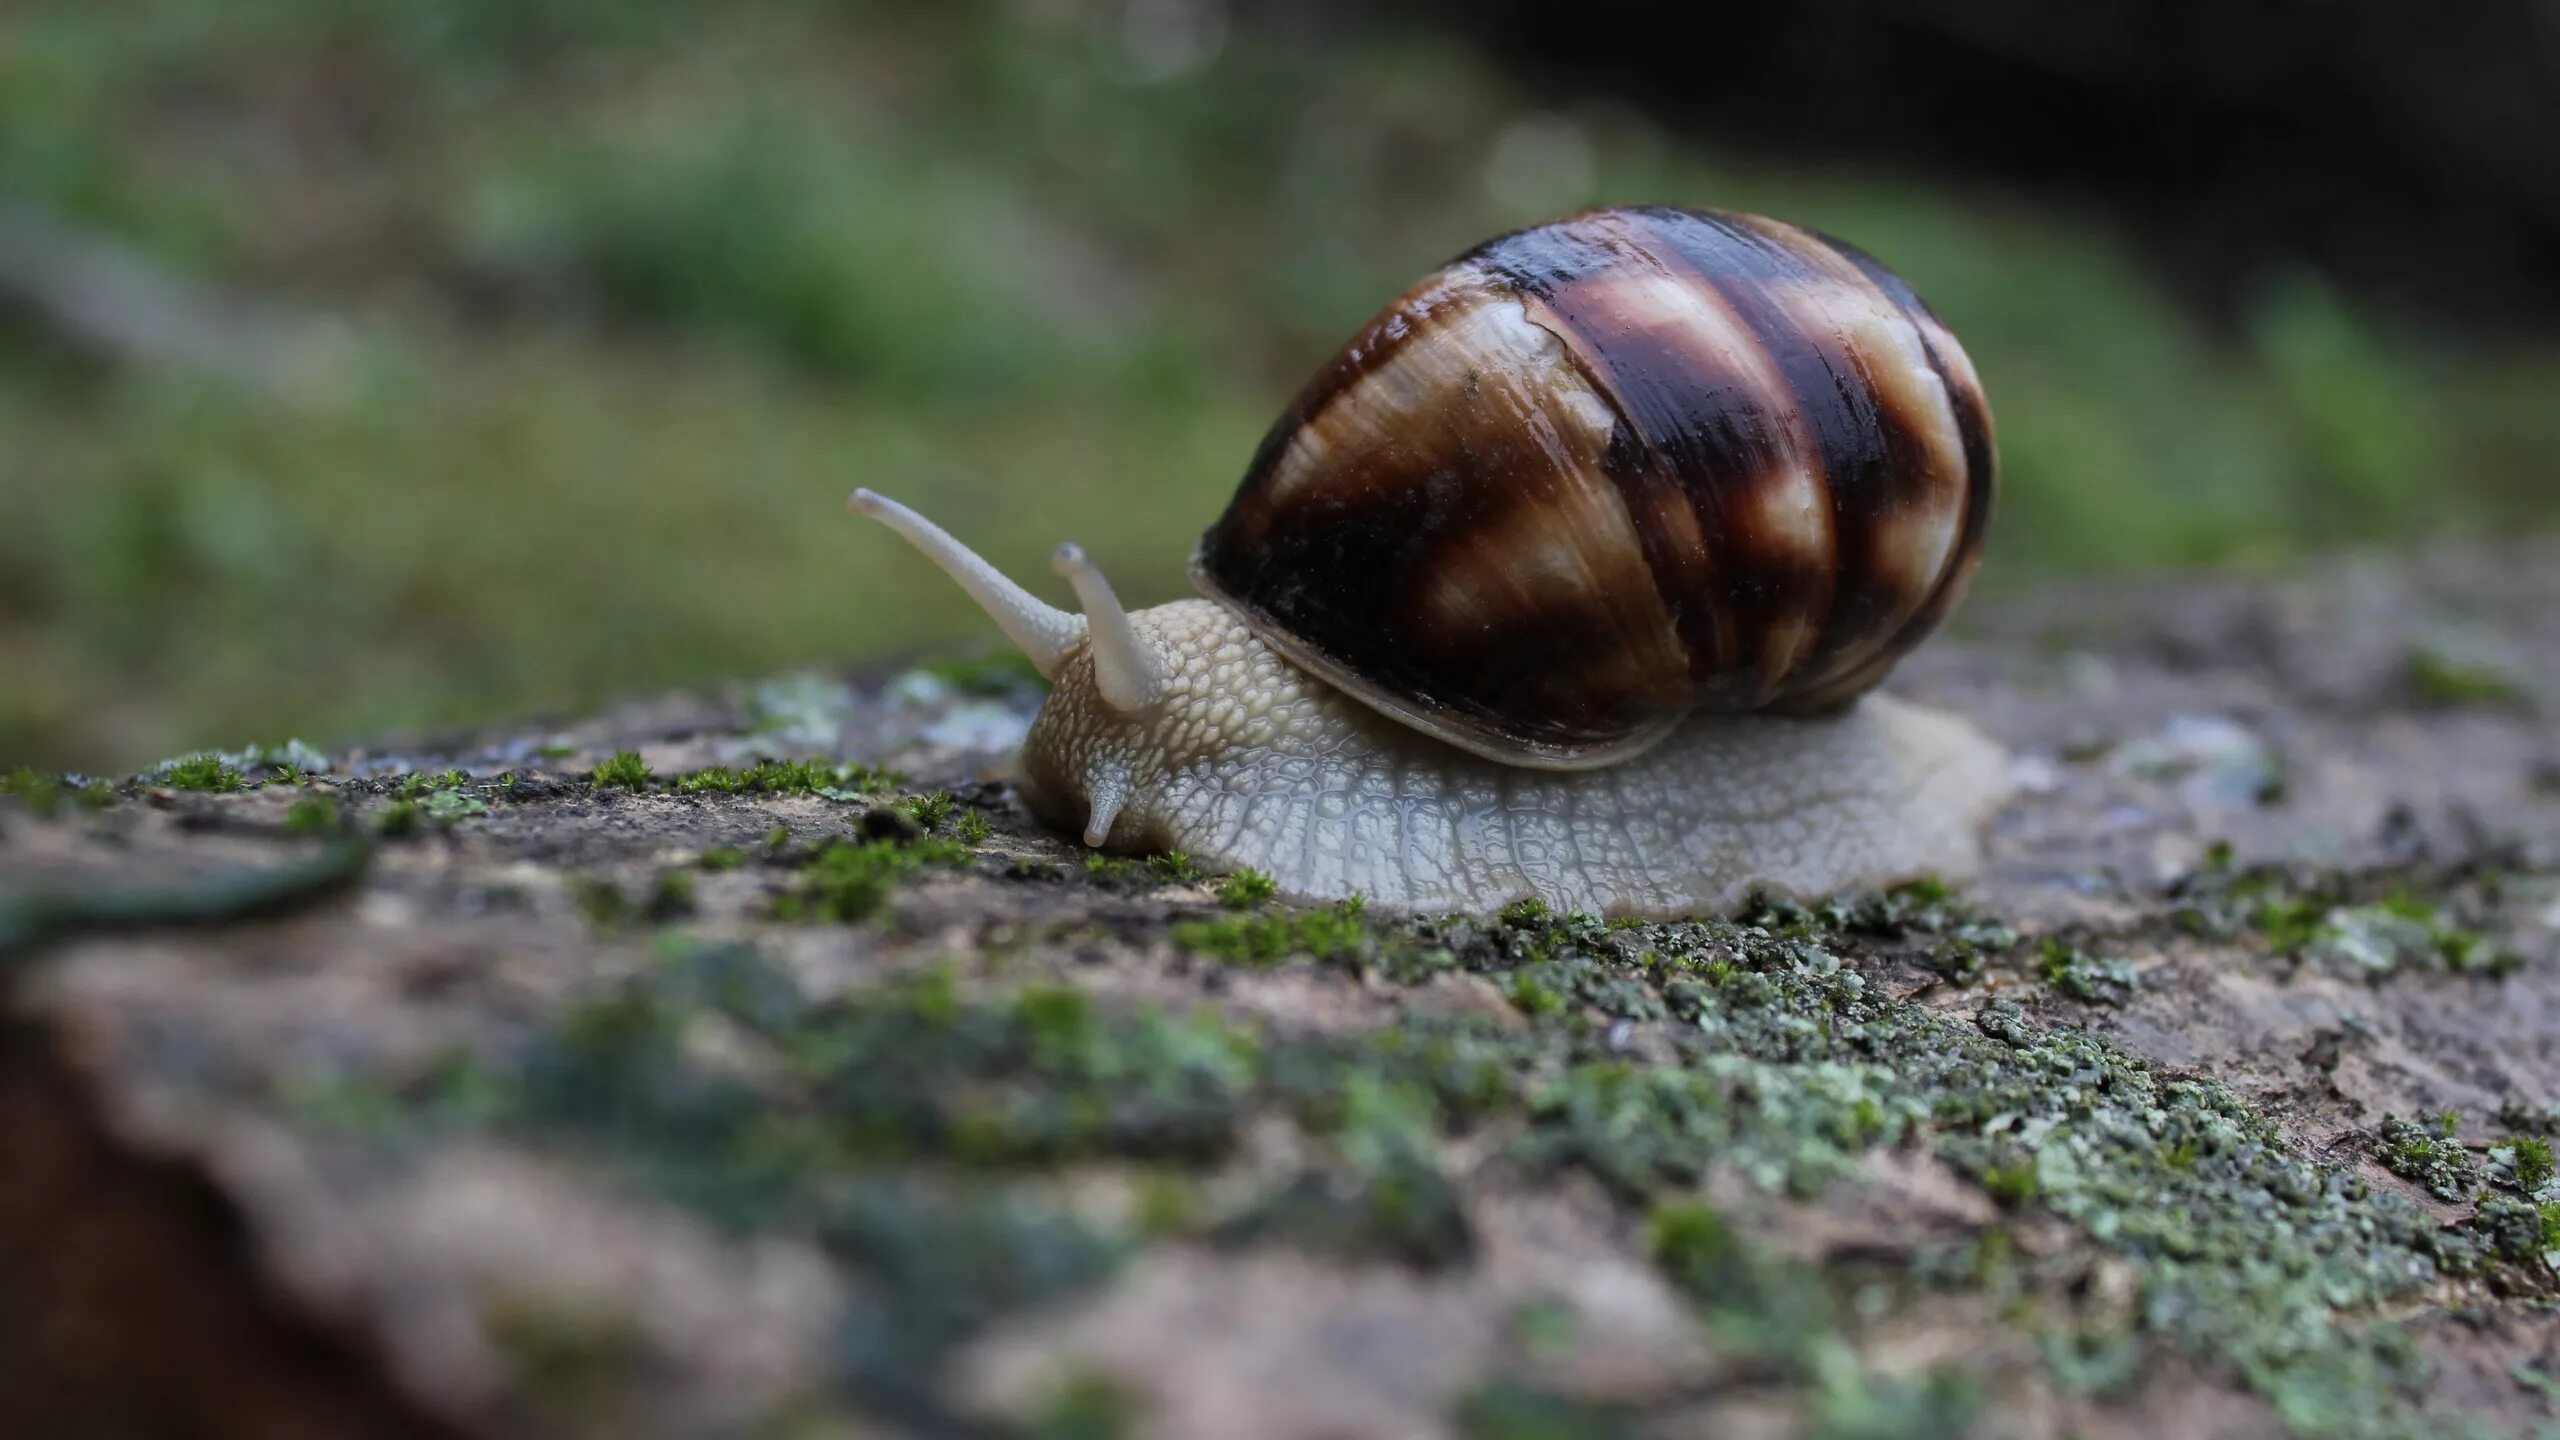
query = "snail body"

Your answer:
(853, 206), (2012, 917)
